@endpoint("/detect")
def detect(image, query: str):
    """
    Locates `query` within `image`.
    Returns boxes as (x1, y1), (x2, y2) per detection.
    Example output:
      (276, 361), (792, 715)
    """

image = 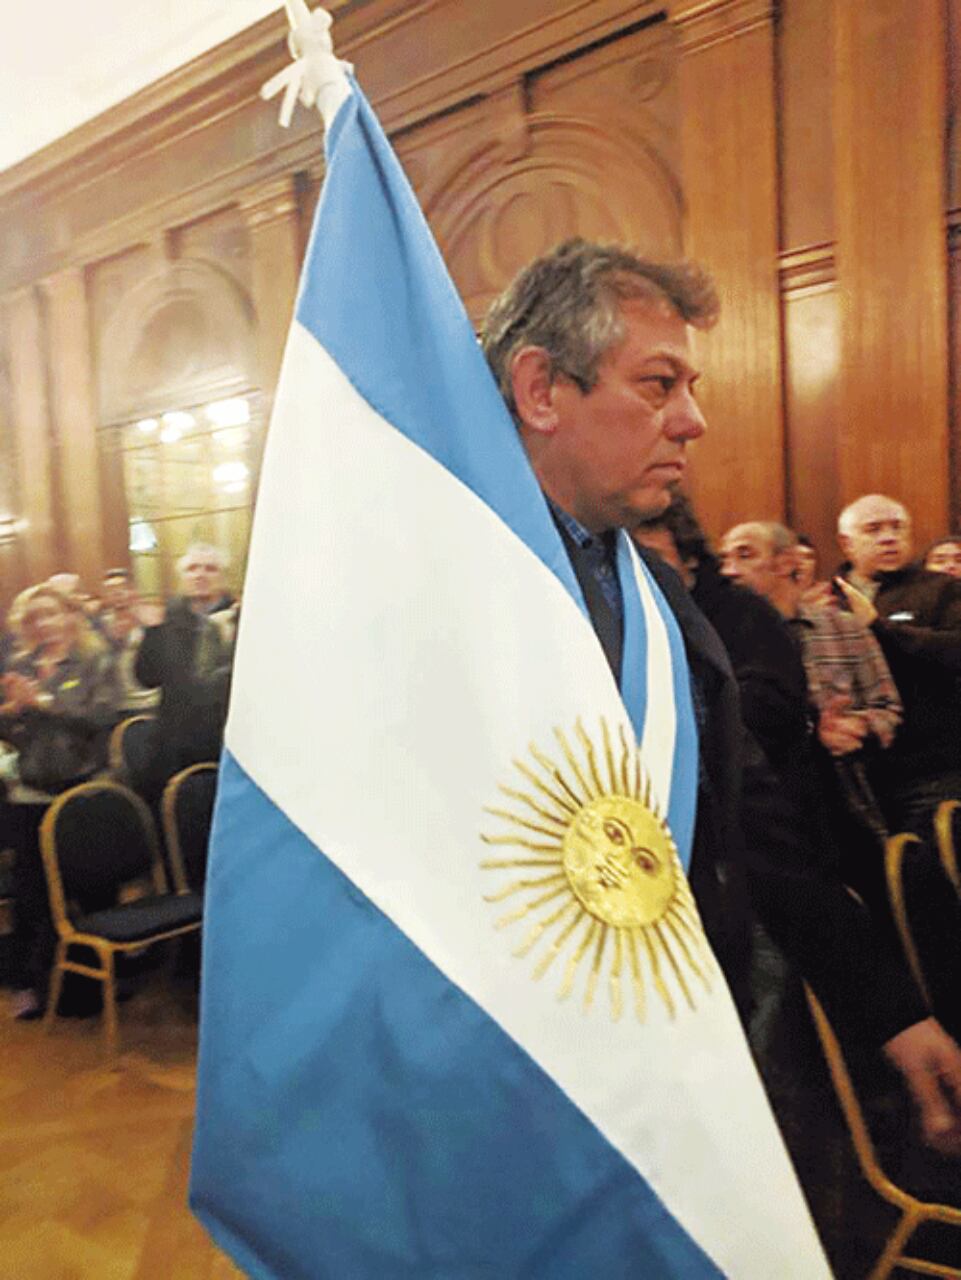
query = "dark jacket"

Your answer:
(134, 596), (235, 789)
(636, 549), (926, 1050)
(691, 561), (809, 779)
(849, 563), (961, 785)
(0, 647), (120, 793)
